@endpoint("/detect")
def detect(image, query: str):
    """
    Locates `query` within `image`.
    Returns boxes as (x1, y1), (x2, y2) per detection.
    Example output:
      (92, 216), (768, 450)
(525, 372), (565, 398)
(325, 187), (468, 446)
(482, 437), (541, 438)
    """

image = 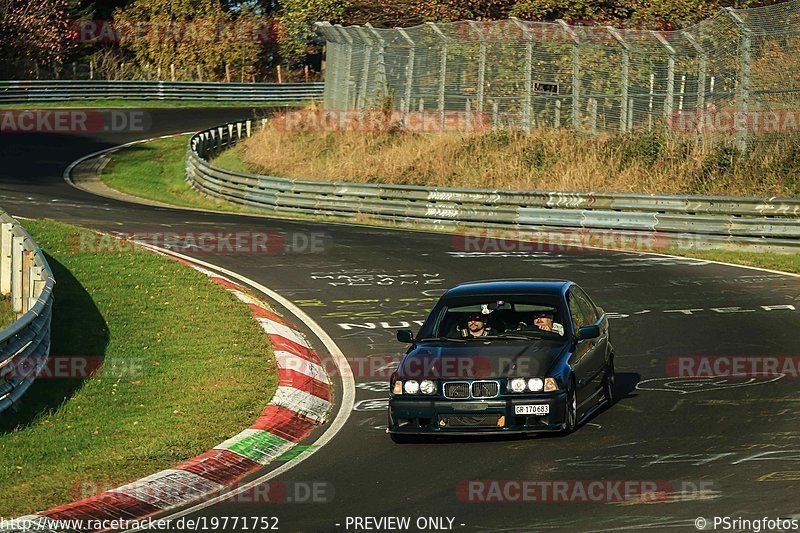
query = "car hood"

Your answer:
(398, 339), (571, 380)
